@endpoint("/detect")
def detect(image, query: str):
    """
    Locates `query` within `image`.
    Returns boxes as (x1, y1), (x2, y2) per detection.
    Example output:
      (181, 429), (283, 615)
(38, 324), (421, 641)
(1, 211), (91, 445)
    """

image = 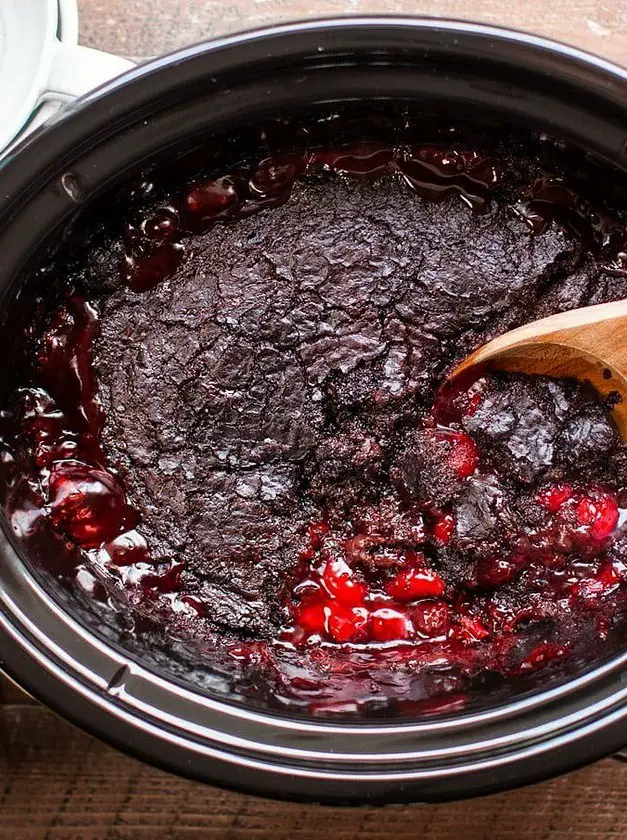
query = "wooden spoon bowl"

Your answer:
(450, 300), (627, 437)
